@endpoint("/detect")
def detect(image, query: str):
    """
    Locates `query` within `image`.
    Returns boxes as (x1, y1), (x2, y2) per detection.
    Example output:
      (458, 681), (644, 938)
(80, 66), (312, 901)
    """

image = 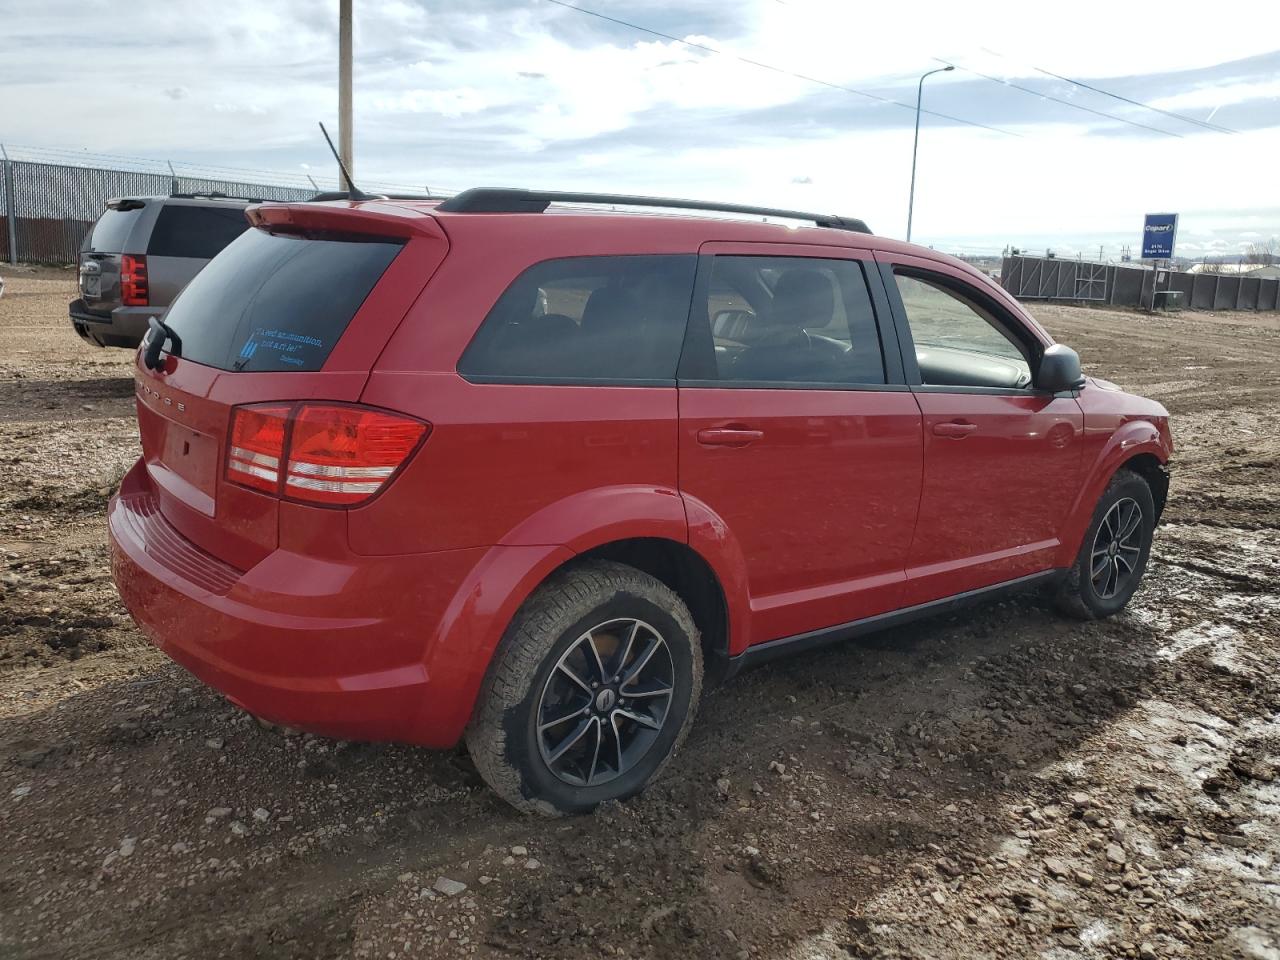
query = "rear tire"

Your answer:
(466, 560), (702, 816)
(1054, 468), (1155, 620)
